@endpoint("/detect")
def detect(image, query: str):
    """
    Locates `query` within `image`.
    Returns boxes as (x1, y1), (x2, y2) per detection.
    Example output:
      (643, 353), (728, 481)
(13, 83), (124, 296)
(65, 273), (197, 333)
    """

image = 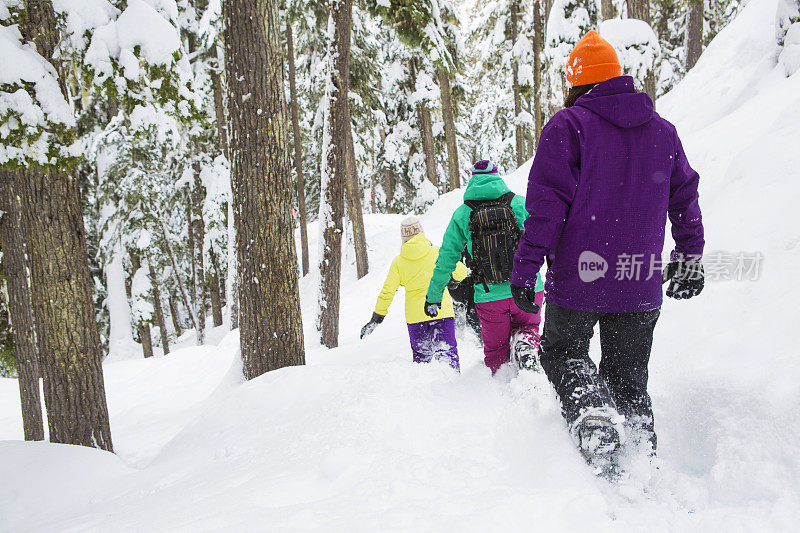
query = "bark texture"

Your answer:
(317, 0), (353, 348)
(223, 0), (305, 377)
(286, 24), (310, 277)
(210, 45), (229, 158)
(148, 262), (170, 354)
(345, 119), (369, 279)
(628, 0), (657, 102)
(0, 173), (44, 441)
(191, 168), (207, 345)
(17, 167), (113, 451)
(685, 0), (703, 70)
(436, 66), (460, 191)
(209, 247), (223, 327)
(601, 0), (615, 19)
